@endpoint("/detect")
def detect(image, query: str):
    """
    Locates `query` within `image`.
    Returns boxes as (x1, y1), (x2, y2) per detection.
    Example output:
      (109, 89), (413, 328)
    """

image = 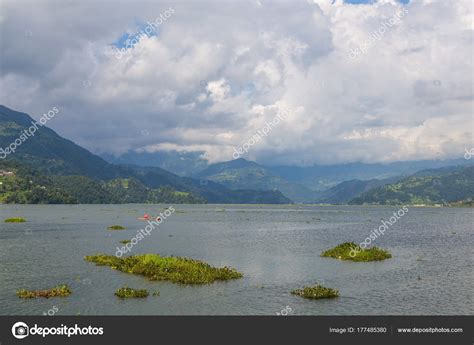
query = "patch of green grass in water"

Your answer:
(291, 284), (339, 299)
(16, 284), (71, 298)
(5, 217), (26, 223)
(107, 225), (126, 230)
(85, 253), (243, 284)
(115, 287), (149, 298)
(321, 242), (392, 262)
(119, 240), (131, 244)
